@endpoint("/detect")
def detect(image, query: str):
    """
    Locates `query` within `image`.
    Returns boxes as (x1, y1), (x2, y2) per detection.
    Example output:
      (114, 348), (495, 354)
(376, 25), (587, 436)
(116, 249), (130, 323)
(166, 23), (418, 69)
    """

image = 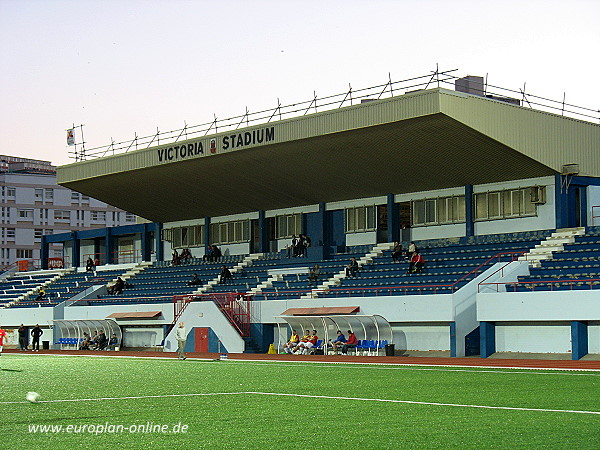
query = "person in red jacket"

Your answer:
(408, 251), (425, 274)
(341, 330), (358, 355)
(0, 325), (7, 356)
